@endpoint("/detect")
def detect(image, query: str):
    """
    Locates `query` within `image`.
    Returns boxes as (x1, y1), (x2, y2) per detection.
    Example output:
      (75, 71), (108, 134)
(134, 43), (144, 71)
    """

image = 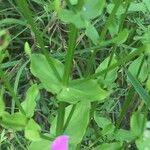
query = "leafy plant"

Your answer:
(0, 0), (150, 149)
